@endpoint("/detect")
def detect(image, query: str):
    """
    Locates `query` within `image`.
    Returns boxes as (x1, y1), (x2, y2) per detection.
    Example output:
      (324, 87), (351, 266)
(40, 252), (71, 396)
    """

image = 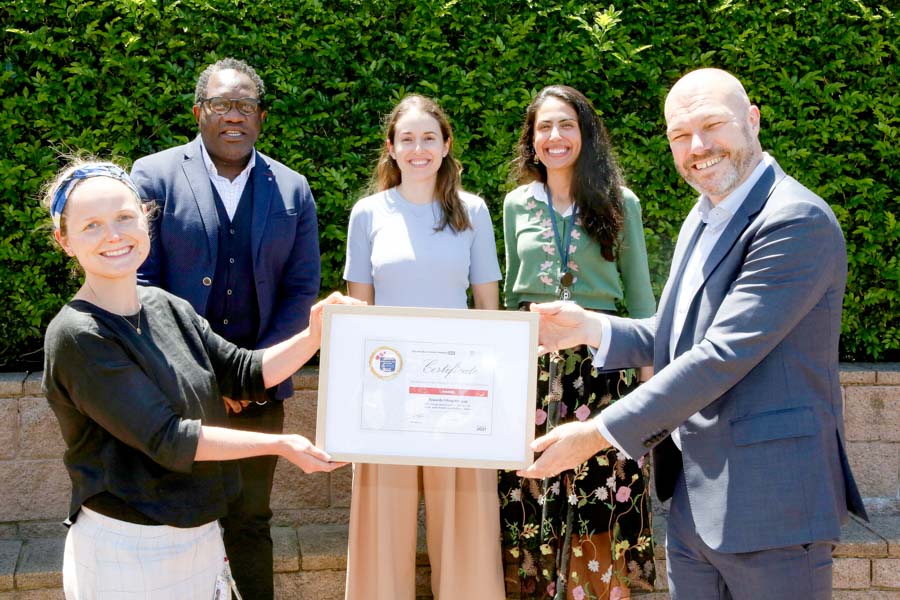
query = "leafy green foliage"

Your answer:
(1, 0), (896, 366)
